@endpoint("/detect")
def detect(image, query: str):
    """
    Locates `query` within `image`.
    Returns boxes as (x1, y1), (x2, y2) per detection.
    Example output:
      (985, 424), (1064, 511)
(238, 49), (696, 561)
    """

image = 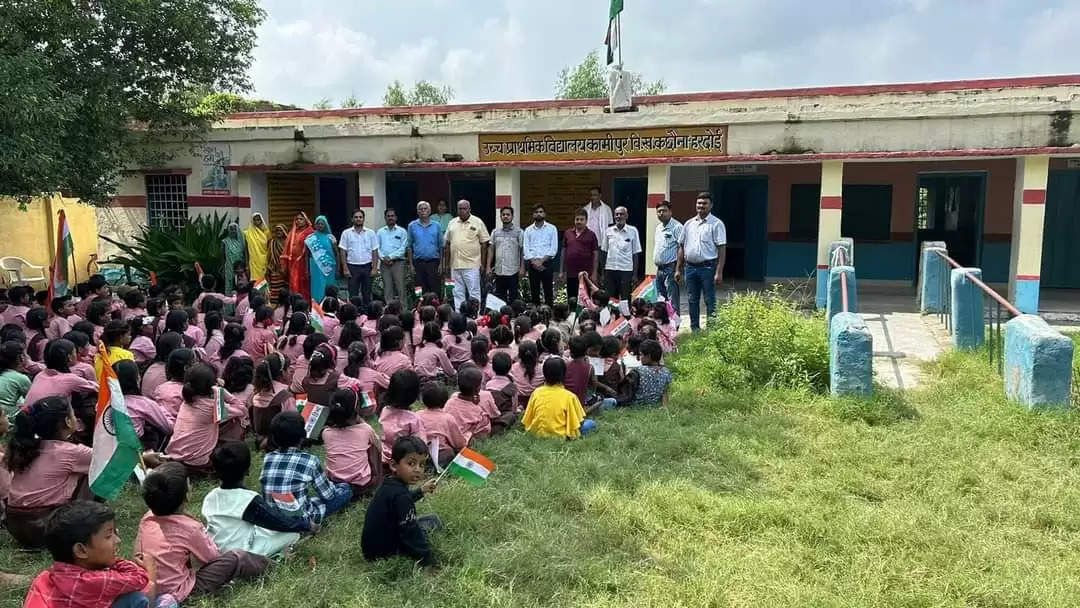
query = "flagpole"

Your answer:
(433, 448), (460, 485)
(617, 13), (622, 66)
